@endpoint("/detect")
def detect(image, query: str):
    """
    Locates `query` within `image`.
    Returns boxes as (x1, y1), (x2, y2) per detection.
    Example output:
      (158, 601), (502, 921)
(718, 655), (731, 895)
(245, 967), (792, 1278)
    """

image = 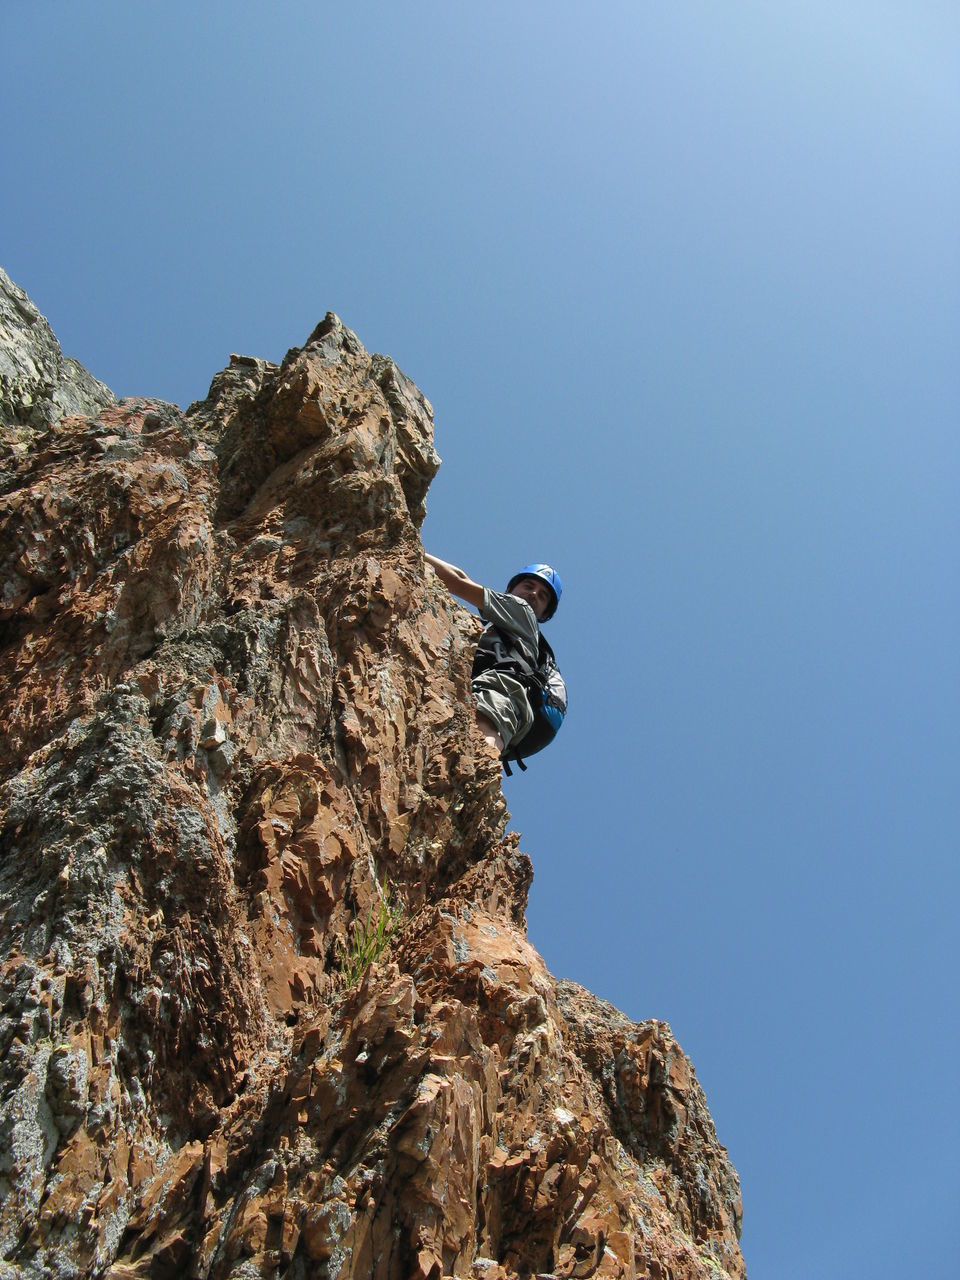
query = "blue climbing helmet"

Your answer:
(507, 564), (563, 621)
